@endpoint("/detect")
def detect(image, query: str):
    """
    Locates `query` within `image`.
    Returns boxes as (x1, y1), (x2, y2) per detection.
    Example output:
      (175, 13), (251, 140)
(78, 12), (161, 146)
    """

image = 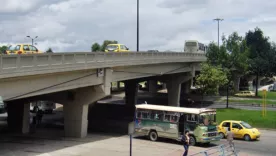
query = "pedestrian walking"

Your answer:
(182, 130), (190, 156)
(36, 109), (43, 127)
(30, 115), (37, 133)
(226, 127), (235, 151)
